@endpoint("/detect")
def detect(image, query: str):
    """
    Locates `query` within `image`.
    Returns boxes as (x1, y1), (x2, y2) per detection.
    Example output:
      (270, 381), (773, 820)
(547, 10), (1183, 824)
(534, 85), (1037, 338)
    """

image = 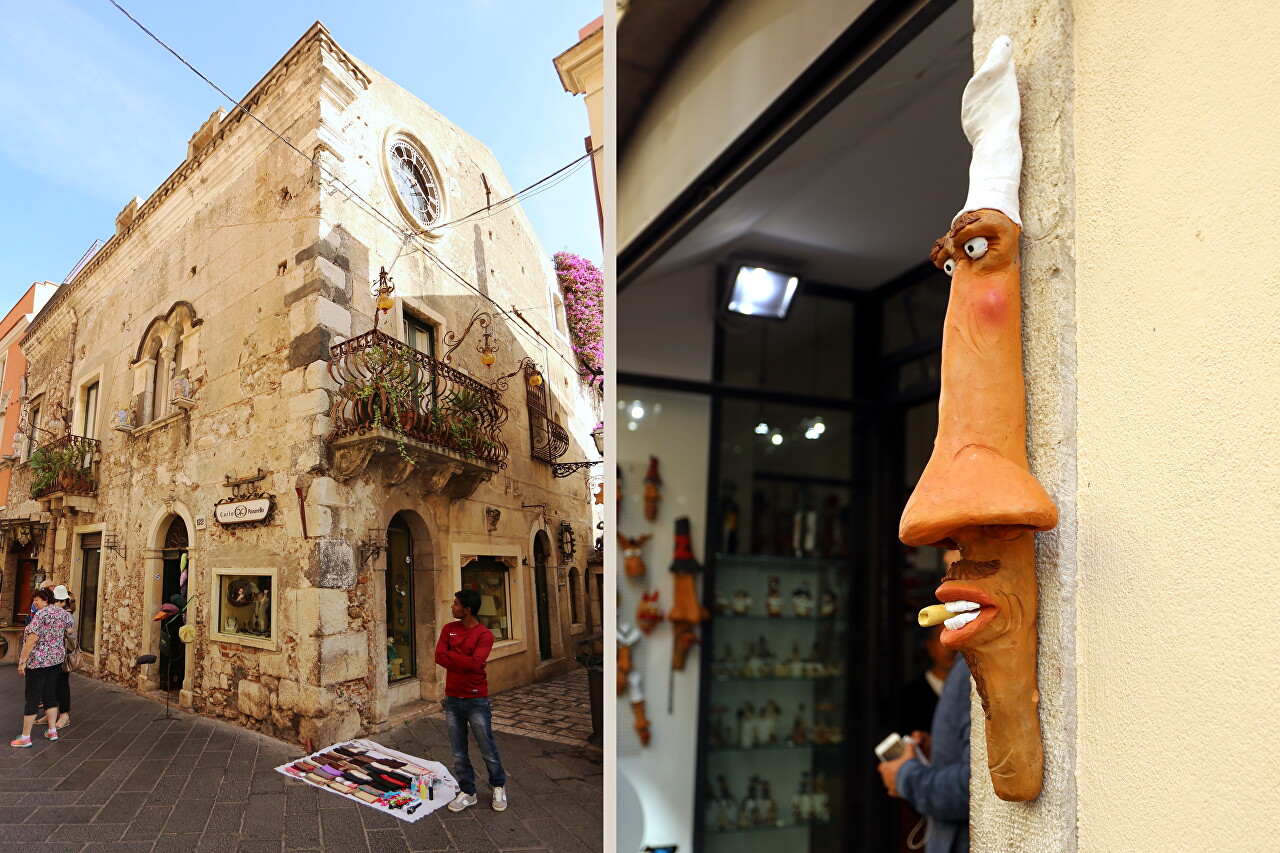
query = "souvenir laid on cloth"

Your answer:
(275, 738), (459, 822)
